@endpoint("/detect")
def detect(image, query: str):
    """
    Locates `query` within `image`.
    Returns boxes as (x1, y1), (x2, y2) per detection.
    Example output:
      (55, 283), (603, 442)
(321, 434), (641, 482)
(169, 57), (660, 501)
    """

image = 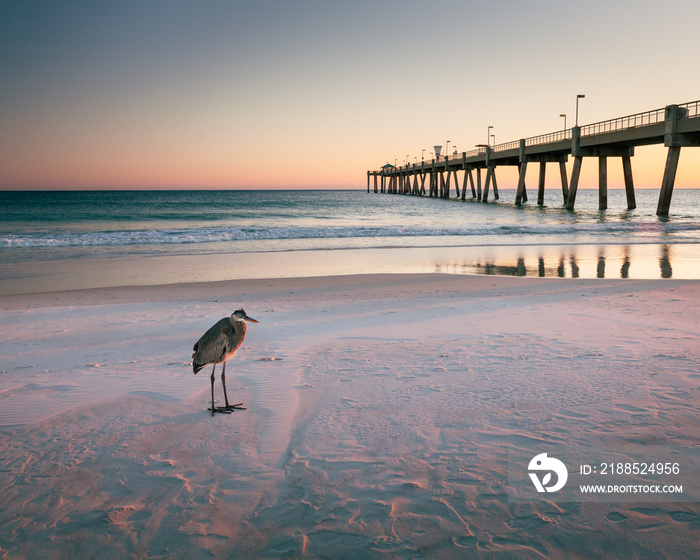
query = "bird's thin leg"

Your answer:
(220, 360), (246, 411)
(209, 364), (233, 414)
(221, 360), (231, 408)
(210, 363), (216, 416)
